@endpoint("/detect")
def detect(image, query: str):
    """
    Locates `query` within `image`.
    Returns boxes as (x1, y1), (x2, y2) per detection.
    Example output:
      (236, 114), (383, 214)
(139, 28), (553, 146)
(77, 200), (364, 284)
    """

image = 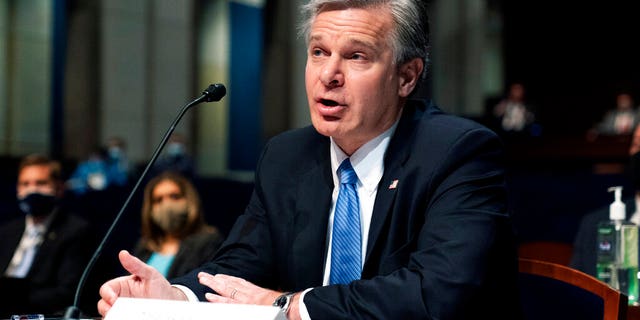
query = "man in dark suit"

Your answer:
(0, 154), (93, 317)
(98, 1), (519, 319)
